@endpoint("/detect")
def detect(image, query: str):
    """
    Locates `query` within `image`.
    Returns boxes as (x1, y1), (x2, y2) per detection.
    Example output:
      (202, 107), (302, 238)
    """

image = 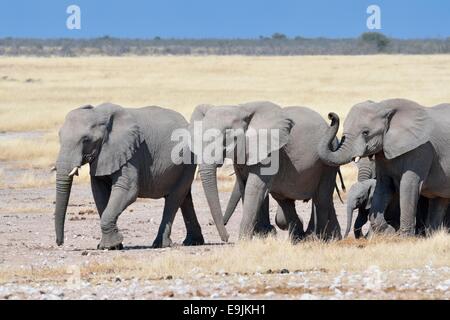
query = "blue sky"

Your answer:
(0, 0), (449, 39)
